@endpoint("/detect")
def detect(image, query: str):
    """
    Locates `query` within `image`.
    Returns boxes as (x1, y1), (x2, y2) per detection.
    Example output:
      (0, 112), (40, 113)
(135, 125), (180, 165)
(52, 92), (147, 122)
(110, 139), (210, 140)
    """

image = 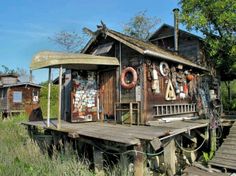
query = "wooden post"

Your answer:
(120, 146), (131, 175)
(47, 67), (51, 127)
(93, 147), (104, 174)
(130, 102), (133, 125)
(134, 142), (144, 176)
(164, 138), (176, 175)
(119, 42), (122, 103)
(210, 128), (217, 154)
(58, 65), (62, 129)
(142, 62), (147, 124)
